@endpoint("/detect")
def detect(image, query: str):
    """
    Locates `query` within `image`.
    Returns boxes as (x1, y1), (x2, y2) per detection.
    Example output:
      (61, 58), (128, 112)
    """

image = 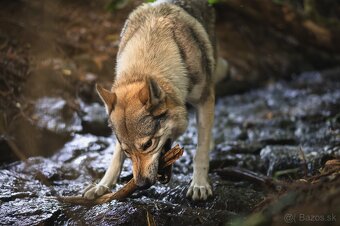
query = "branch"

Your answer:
(54, 145), (184, 206)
